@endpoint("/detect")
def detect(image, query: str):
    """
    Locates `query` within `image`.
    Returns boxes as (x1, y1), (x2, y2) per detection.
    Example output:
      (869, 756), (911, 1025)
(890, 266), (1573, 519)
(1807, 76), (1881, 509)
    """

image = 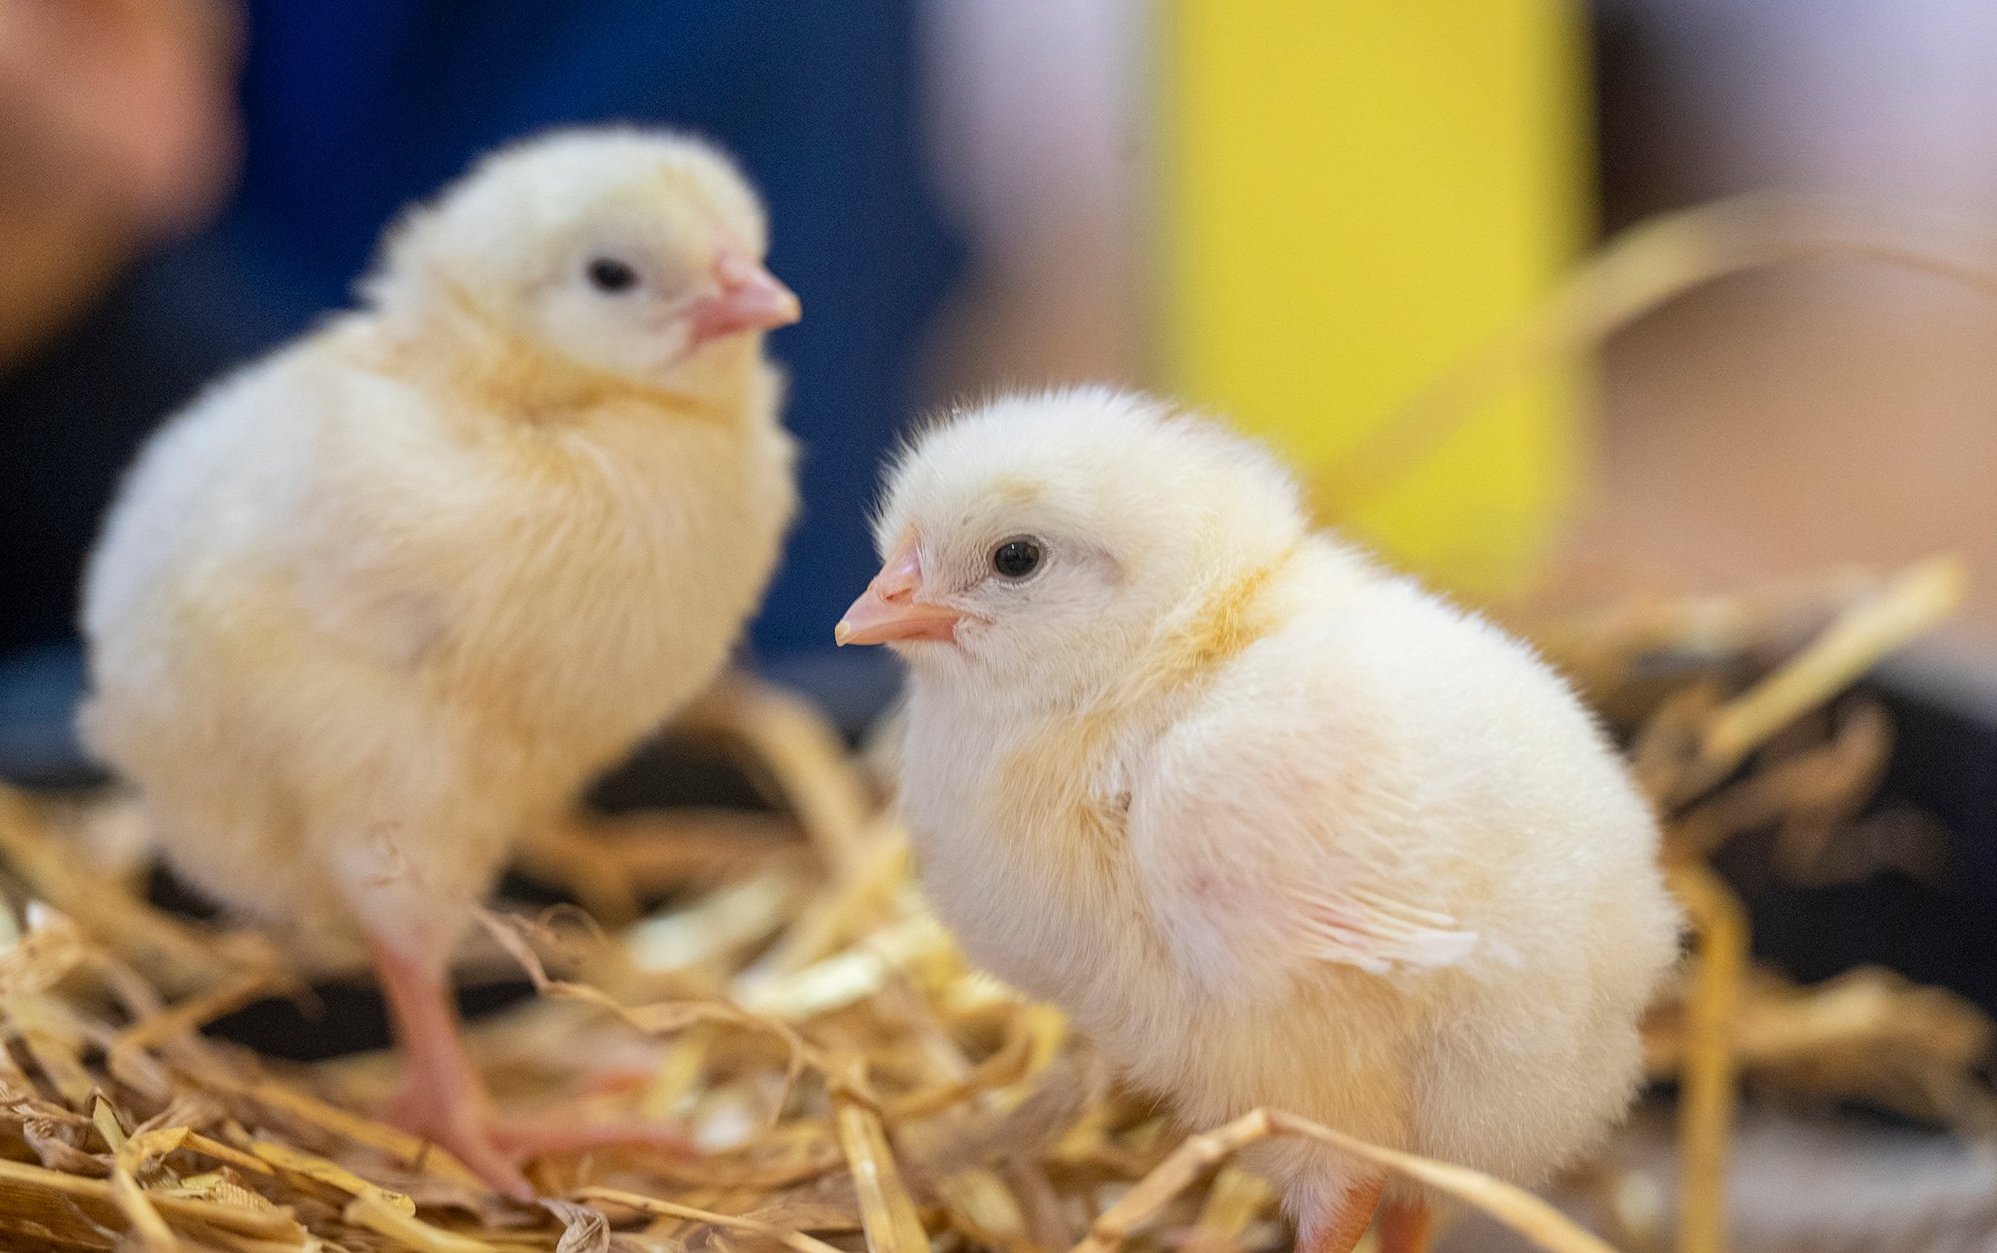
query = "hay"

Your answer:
(0, 552), (1981, 1253)
(5, 192), (1995, 1251)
